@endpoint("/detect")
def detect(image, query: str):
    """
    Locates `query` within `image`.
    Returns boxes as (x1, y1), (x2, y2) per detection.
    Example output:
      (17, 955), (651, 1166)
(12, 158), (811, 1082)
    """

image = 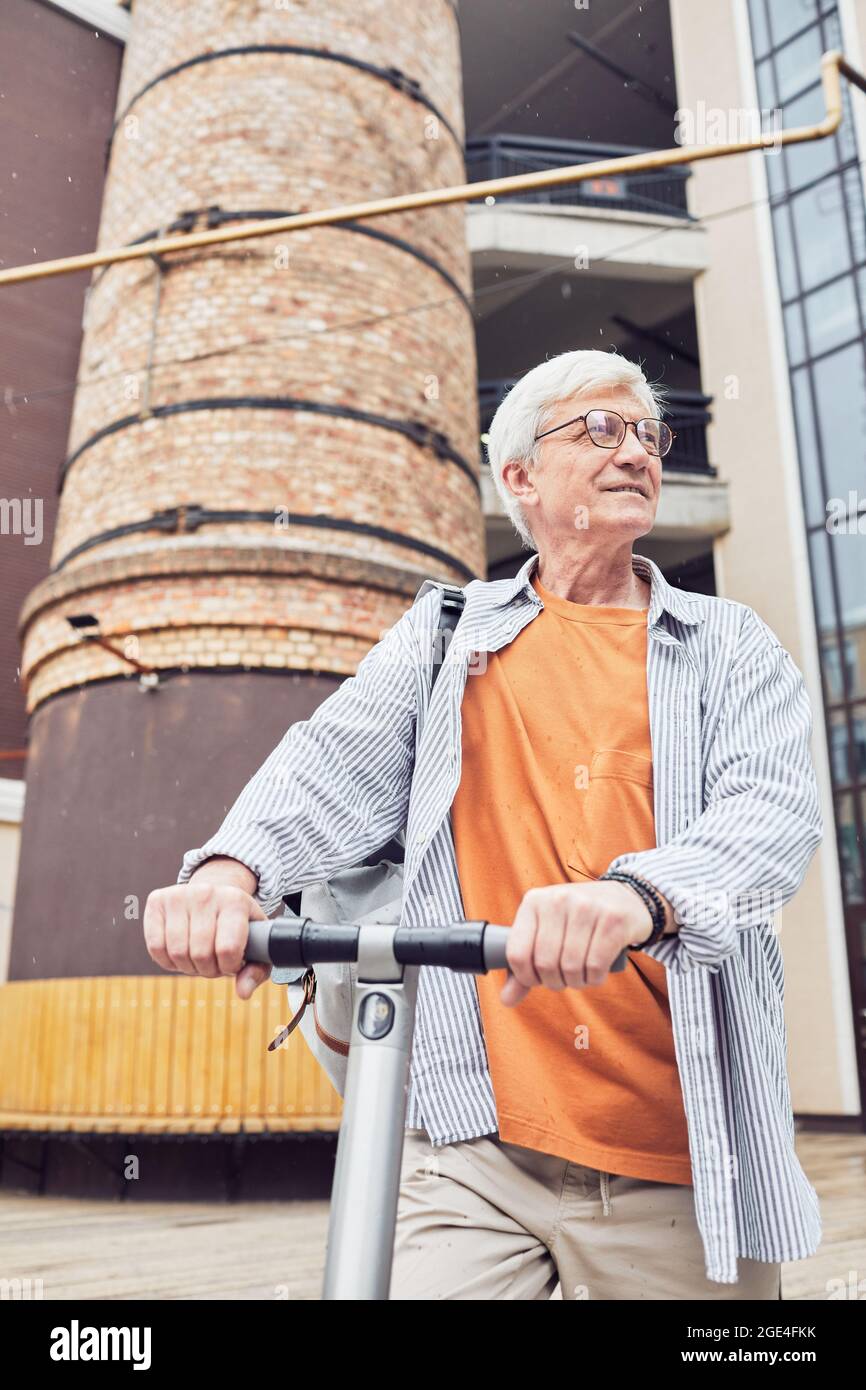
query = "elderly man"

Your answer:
(152, 347), (823, 1300)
